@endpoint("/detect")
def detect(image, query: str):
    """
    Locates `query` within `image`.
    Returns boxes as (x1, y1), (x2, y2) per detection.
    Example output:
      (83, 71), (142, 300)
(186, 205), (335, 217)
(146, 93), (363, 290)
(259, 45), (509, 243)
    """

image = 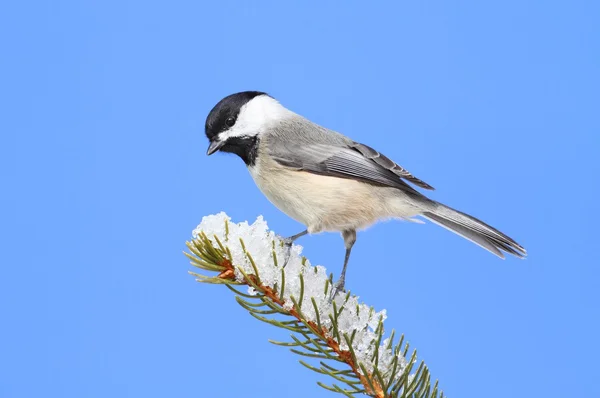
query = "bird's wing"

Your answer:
(268, 139), (434, 194)
(350, 142), (434, 190)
